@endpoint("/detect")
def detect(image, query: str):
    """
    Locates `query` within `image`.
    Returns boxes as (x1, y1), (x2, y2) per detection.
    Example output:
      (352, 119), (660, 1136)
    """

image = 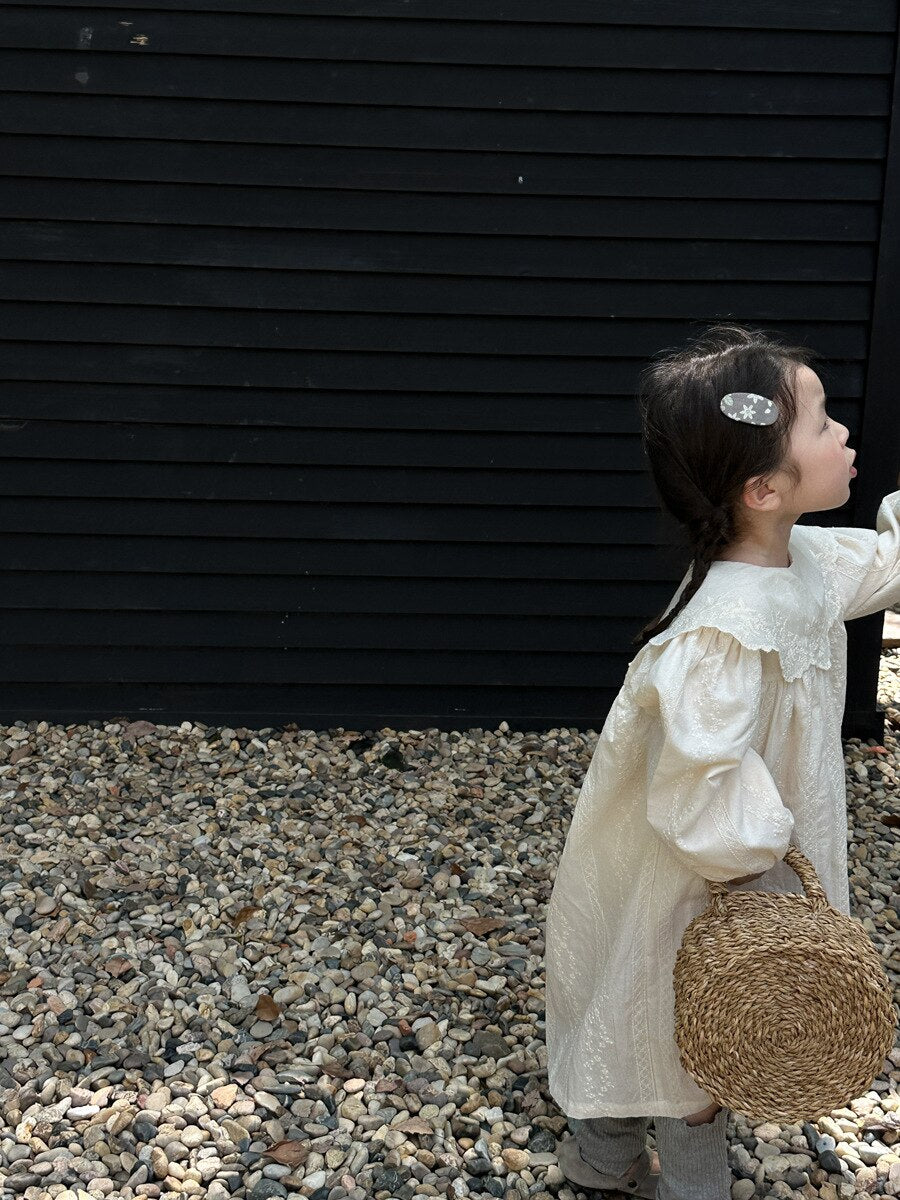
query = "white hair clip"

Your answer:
(719, 392), (777, 426)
